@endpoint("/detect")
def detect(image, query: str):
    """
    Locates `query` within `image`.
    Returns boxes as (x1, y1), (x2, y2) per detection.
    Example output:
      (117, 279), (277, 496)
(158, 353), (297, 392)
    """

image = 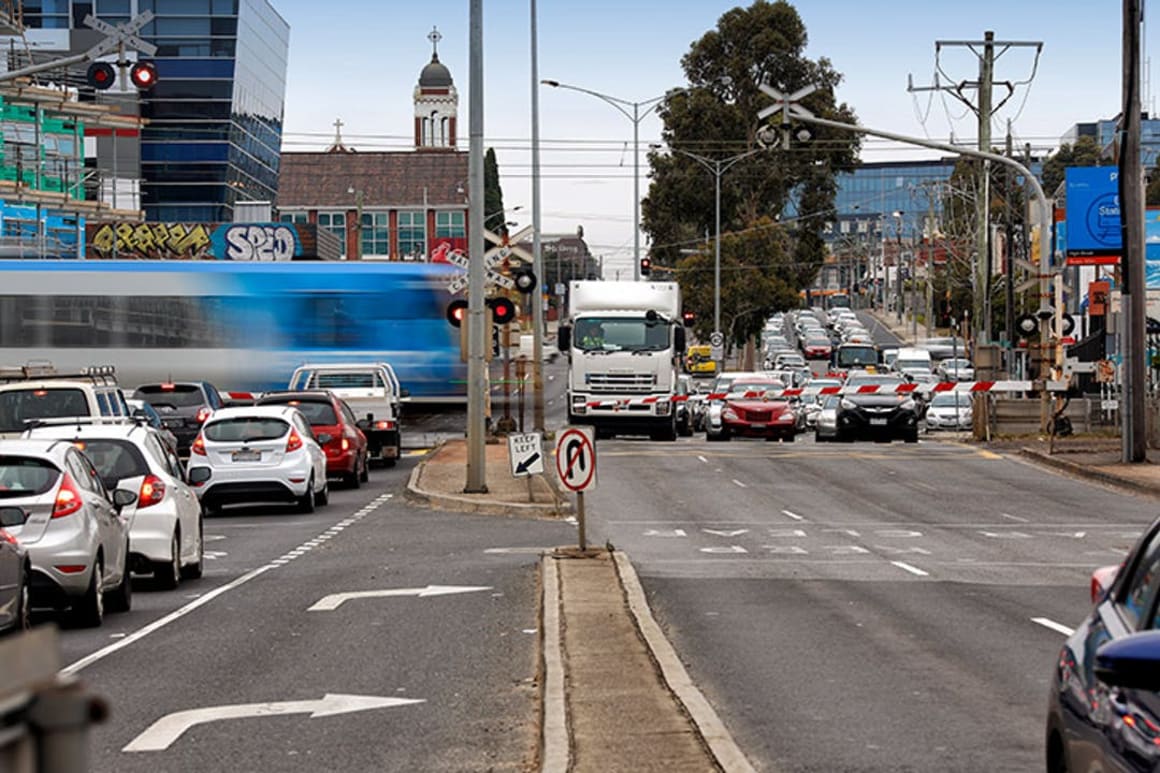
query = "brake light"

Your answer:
(286, 429), (303, 452)
(196, 407), (212, 423)
(160, 382), (176, 391)
(53, 473), (84, 519)
(137, 474), (166, 509)
(374, 420), (394, 431)
(0, 529), (16, 546)
(191, 435), (207, 456)
(341, 437), (350, 451)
